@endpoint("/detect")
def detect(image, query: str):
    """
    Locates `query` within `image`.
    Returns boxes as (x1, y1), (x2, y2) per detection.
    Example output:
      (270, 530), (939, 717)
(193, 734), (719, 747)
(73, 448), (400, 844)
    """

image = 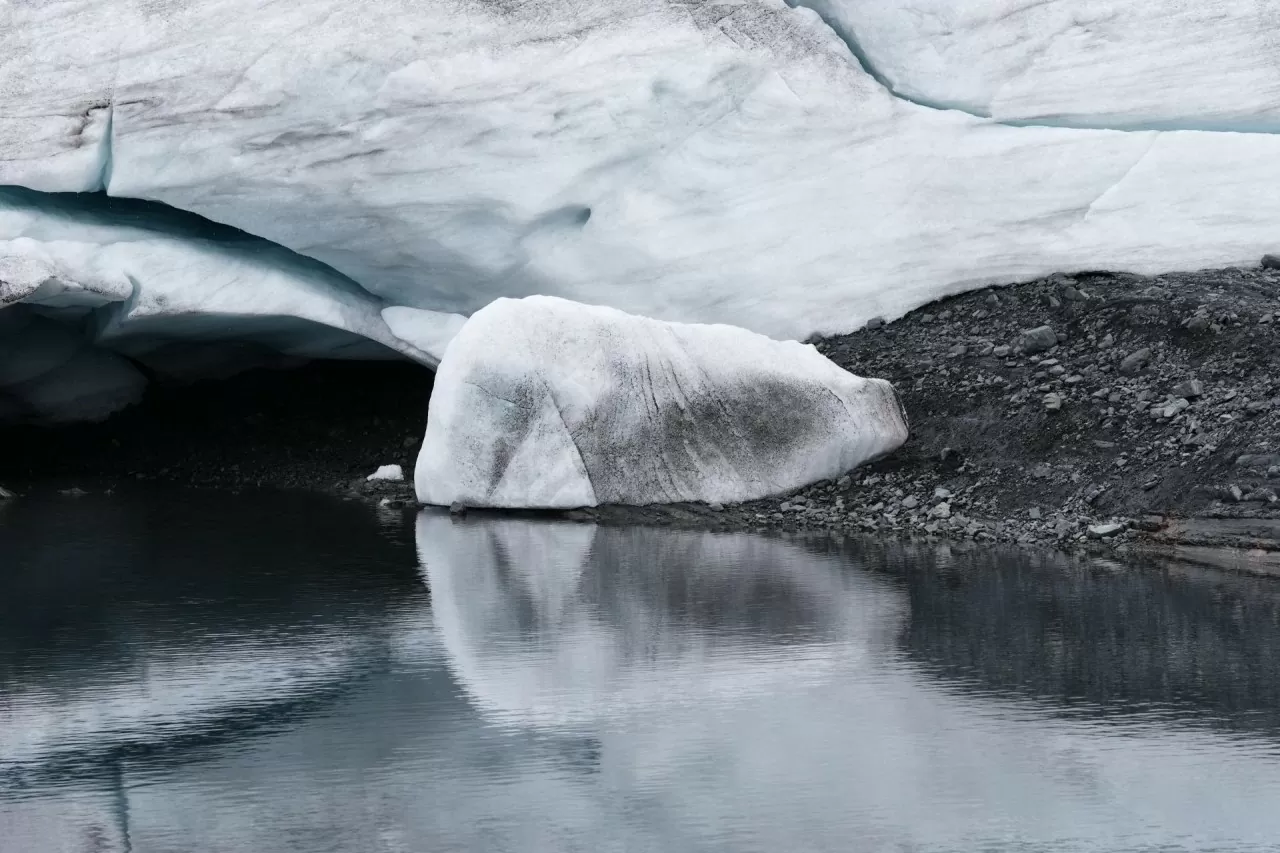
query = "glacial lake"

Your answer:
(4, 490), (1280, 852)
